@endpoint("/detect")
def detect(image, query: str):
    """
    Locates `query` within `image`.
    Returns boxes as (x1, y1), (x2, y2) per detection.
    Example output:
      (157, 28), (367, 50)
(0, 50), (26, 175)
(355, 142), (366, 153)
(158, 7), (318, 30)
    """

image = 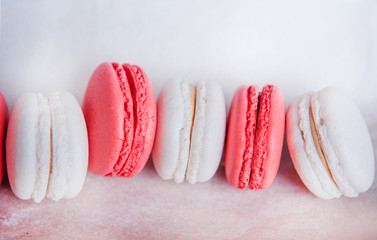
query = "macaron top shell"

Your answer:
(0, 92), (8, 183)
(6, 93), (51, 202)
(311, 87), (375, 197)
(225, 85), (259, 189)
(117, 64), (157, 177)
(253, 85), (285, 190)
(83, 62), (129, 176)
(47, 92), (88, 200)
